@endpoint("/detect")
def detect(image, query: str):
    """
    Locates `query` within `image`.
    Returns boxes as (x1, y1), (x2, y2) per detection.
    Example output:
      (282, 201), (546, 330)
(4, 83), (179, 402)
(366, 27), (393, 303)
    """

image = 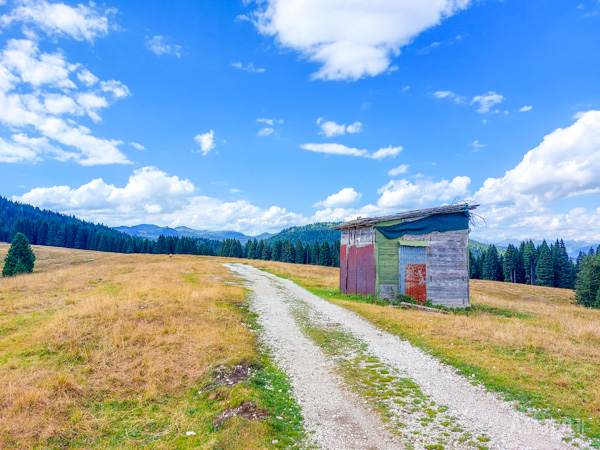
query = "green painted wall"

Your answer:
(375, 217), (407, 293)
